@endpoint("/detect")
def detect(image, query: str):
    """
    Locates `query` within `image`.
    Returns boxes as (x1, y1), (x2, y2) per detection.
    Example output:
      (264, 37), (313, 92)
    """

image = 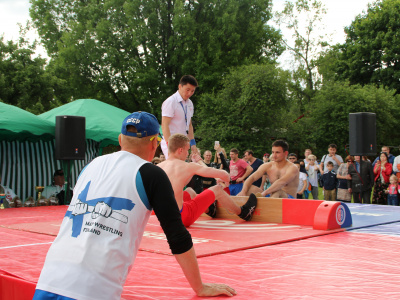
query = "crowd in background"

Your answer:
(151, 143), (400, 206)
